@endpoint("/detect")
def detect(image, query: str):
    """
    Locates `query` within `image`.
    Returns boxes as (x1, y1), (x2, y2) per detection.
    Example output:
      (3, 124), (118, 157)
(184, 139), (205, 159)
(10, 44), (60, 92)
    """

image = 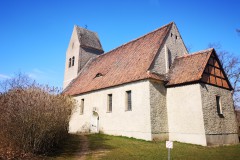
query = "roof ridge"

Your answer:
(96, 22), (174, 58)
(177, 48), (214, 59)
